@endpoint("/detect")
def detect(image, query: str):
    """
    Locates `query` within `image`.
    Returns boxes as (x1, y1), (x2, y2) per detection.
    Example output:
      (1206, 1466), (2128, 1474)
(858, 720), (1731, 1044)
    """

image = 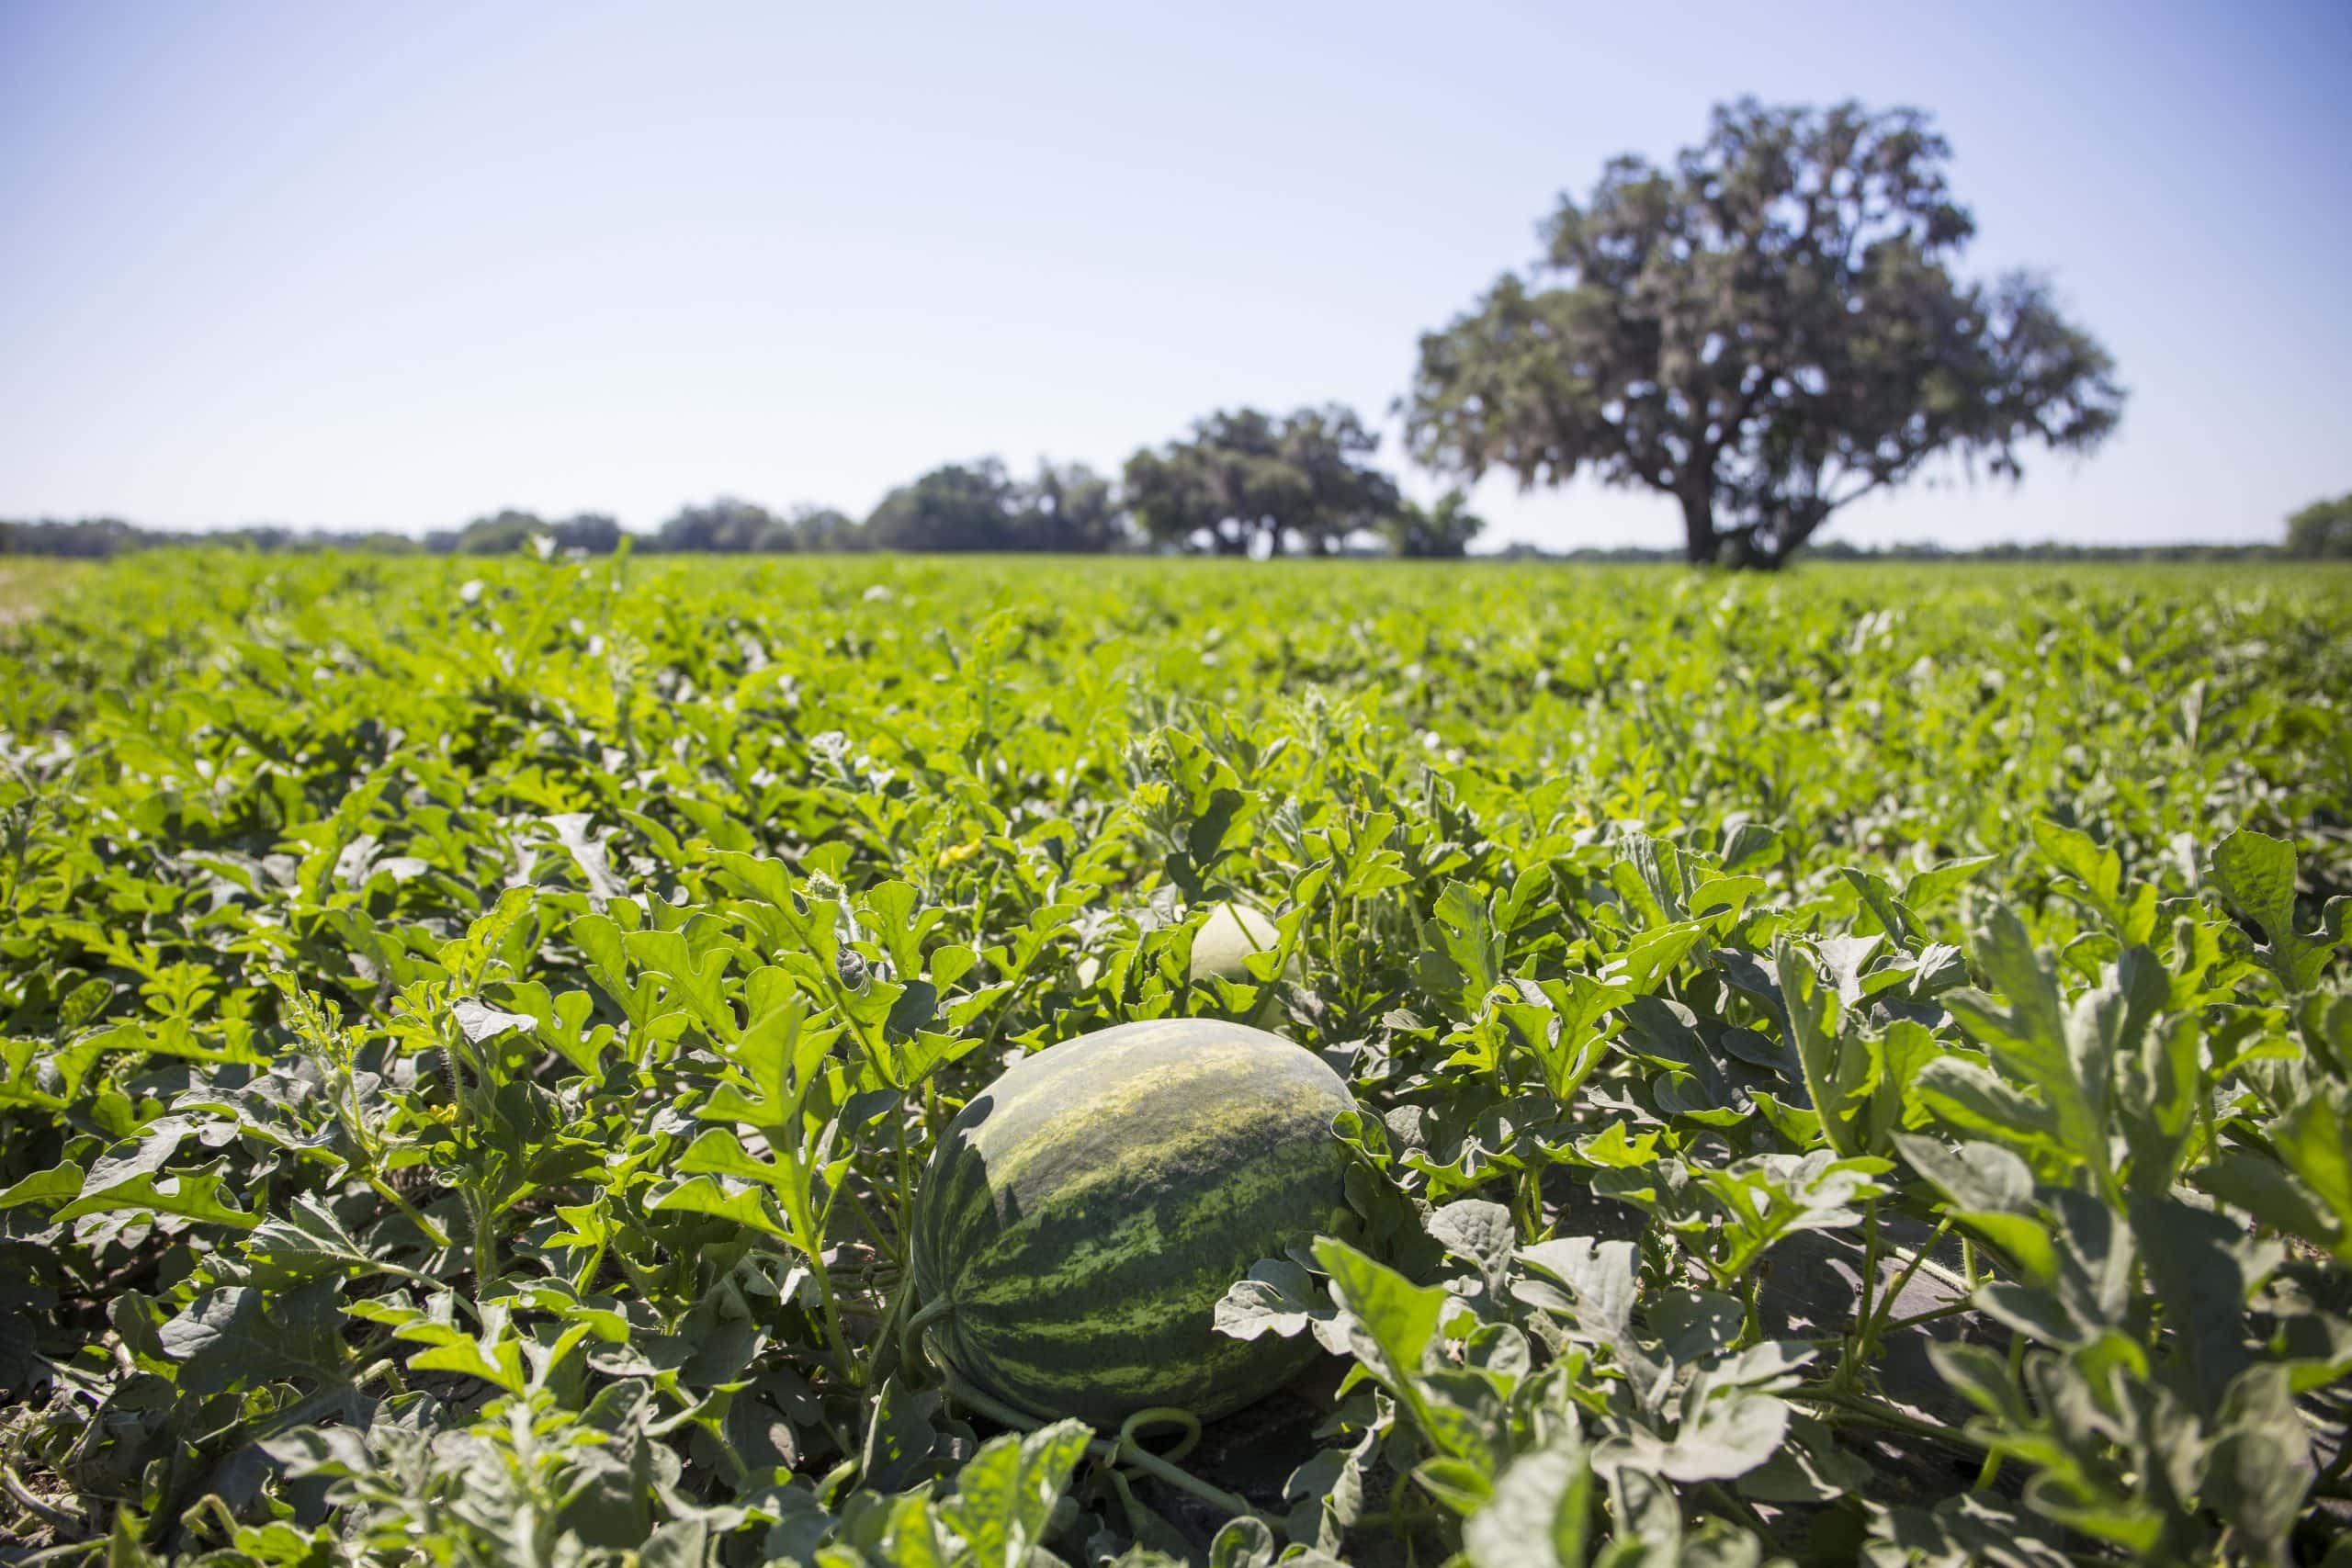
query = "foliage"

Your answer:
(0, 551), (2346, 1566)
(865, 460), (1128, 554)
(2284, 494), (2352, 561)
(0, 518), (428, 558)
(1381, 491), (1486, 559)
(1125, 407), (1403, 556)
(1404, 98), (2126, 569)
(651, 499), (864, 556)
(438, 510), (627, 557)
